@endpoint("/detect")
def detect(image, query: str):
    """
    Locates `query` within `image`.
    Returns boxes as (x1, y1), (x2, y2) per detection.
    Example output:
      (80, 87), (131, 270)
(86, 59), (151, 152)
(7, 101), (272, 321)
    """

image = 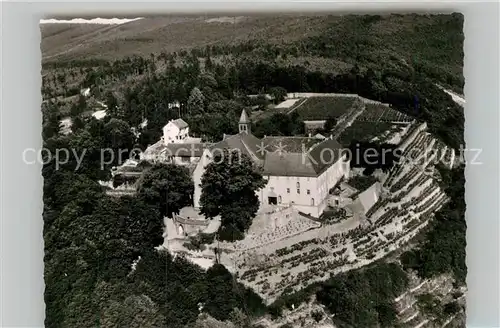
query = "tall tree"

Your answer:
(187, 87), (205, 115)
(70, 94), (88, 118)
(100, 295), (166, 328)
(42, 101), (62, 139)
(137, 164), (194, 217)
(105, 91), (121, 119)
(269, 86), (288, 104)
(199, 149), (266, 241)
(103, 118), (136, 163)
(322, 116), (337, 133)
